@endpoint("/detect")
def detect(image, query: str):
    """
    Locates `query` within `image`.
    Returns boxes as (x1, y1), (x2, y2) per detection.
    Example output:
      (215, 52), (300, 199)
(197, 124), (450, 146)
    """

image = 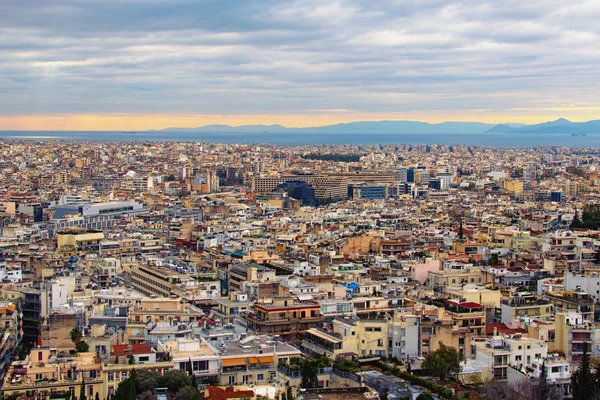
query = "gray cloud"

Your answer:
(1, 0), (599, 118)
